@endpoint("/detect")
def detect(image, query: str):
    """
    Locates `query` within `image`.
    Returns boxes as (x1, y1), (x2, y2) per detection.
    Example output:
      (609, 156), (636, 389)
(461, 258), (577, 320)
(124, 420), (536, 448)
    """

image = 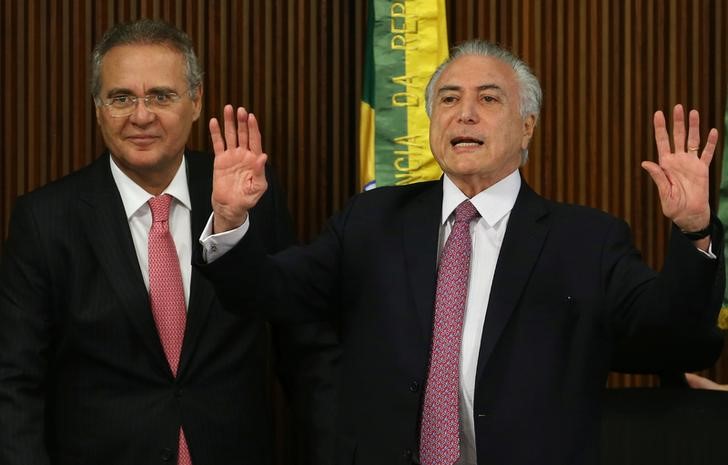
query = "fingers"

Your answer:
(700, 128), (719, 167)
(210, 105), (254, 154)
(248, 113), (263, 155)
(684, 107), (718, 166)
(223, 104), (237, 150)
(256, 152), (269, 172)
(685, 372), (728, 391)
(653, 110), (671, 158)
(671, 104), (686, 153)
(206, 104), (265, 171)
(655, 105), (719, 162)
(209, 117), (225, 156)
(686, 109), (701, 154)
(237, 107), (249, 152)
(685, 373), (712, 389)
